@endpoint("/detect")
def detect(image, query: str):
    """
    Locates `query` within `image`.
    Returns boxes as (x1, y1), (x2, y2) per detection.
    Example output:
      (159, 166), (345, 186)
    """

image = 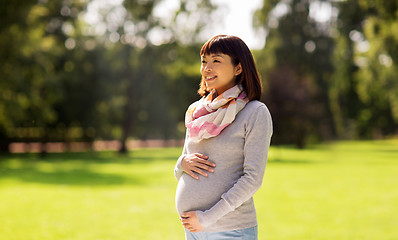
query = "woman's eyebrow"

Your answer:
(211, 54), (224, 58)
(201, 54), (225, 59)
